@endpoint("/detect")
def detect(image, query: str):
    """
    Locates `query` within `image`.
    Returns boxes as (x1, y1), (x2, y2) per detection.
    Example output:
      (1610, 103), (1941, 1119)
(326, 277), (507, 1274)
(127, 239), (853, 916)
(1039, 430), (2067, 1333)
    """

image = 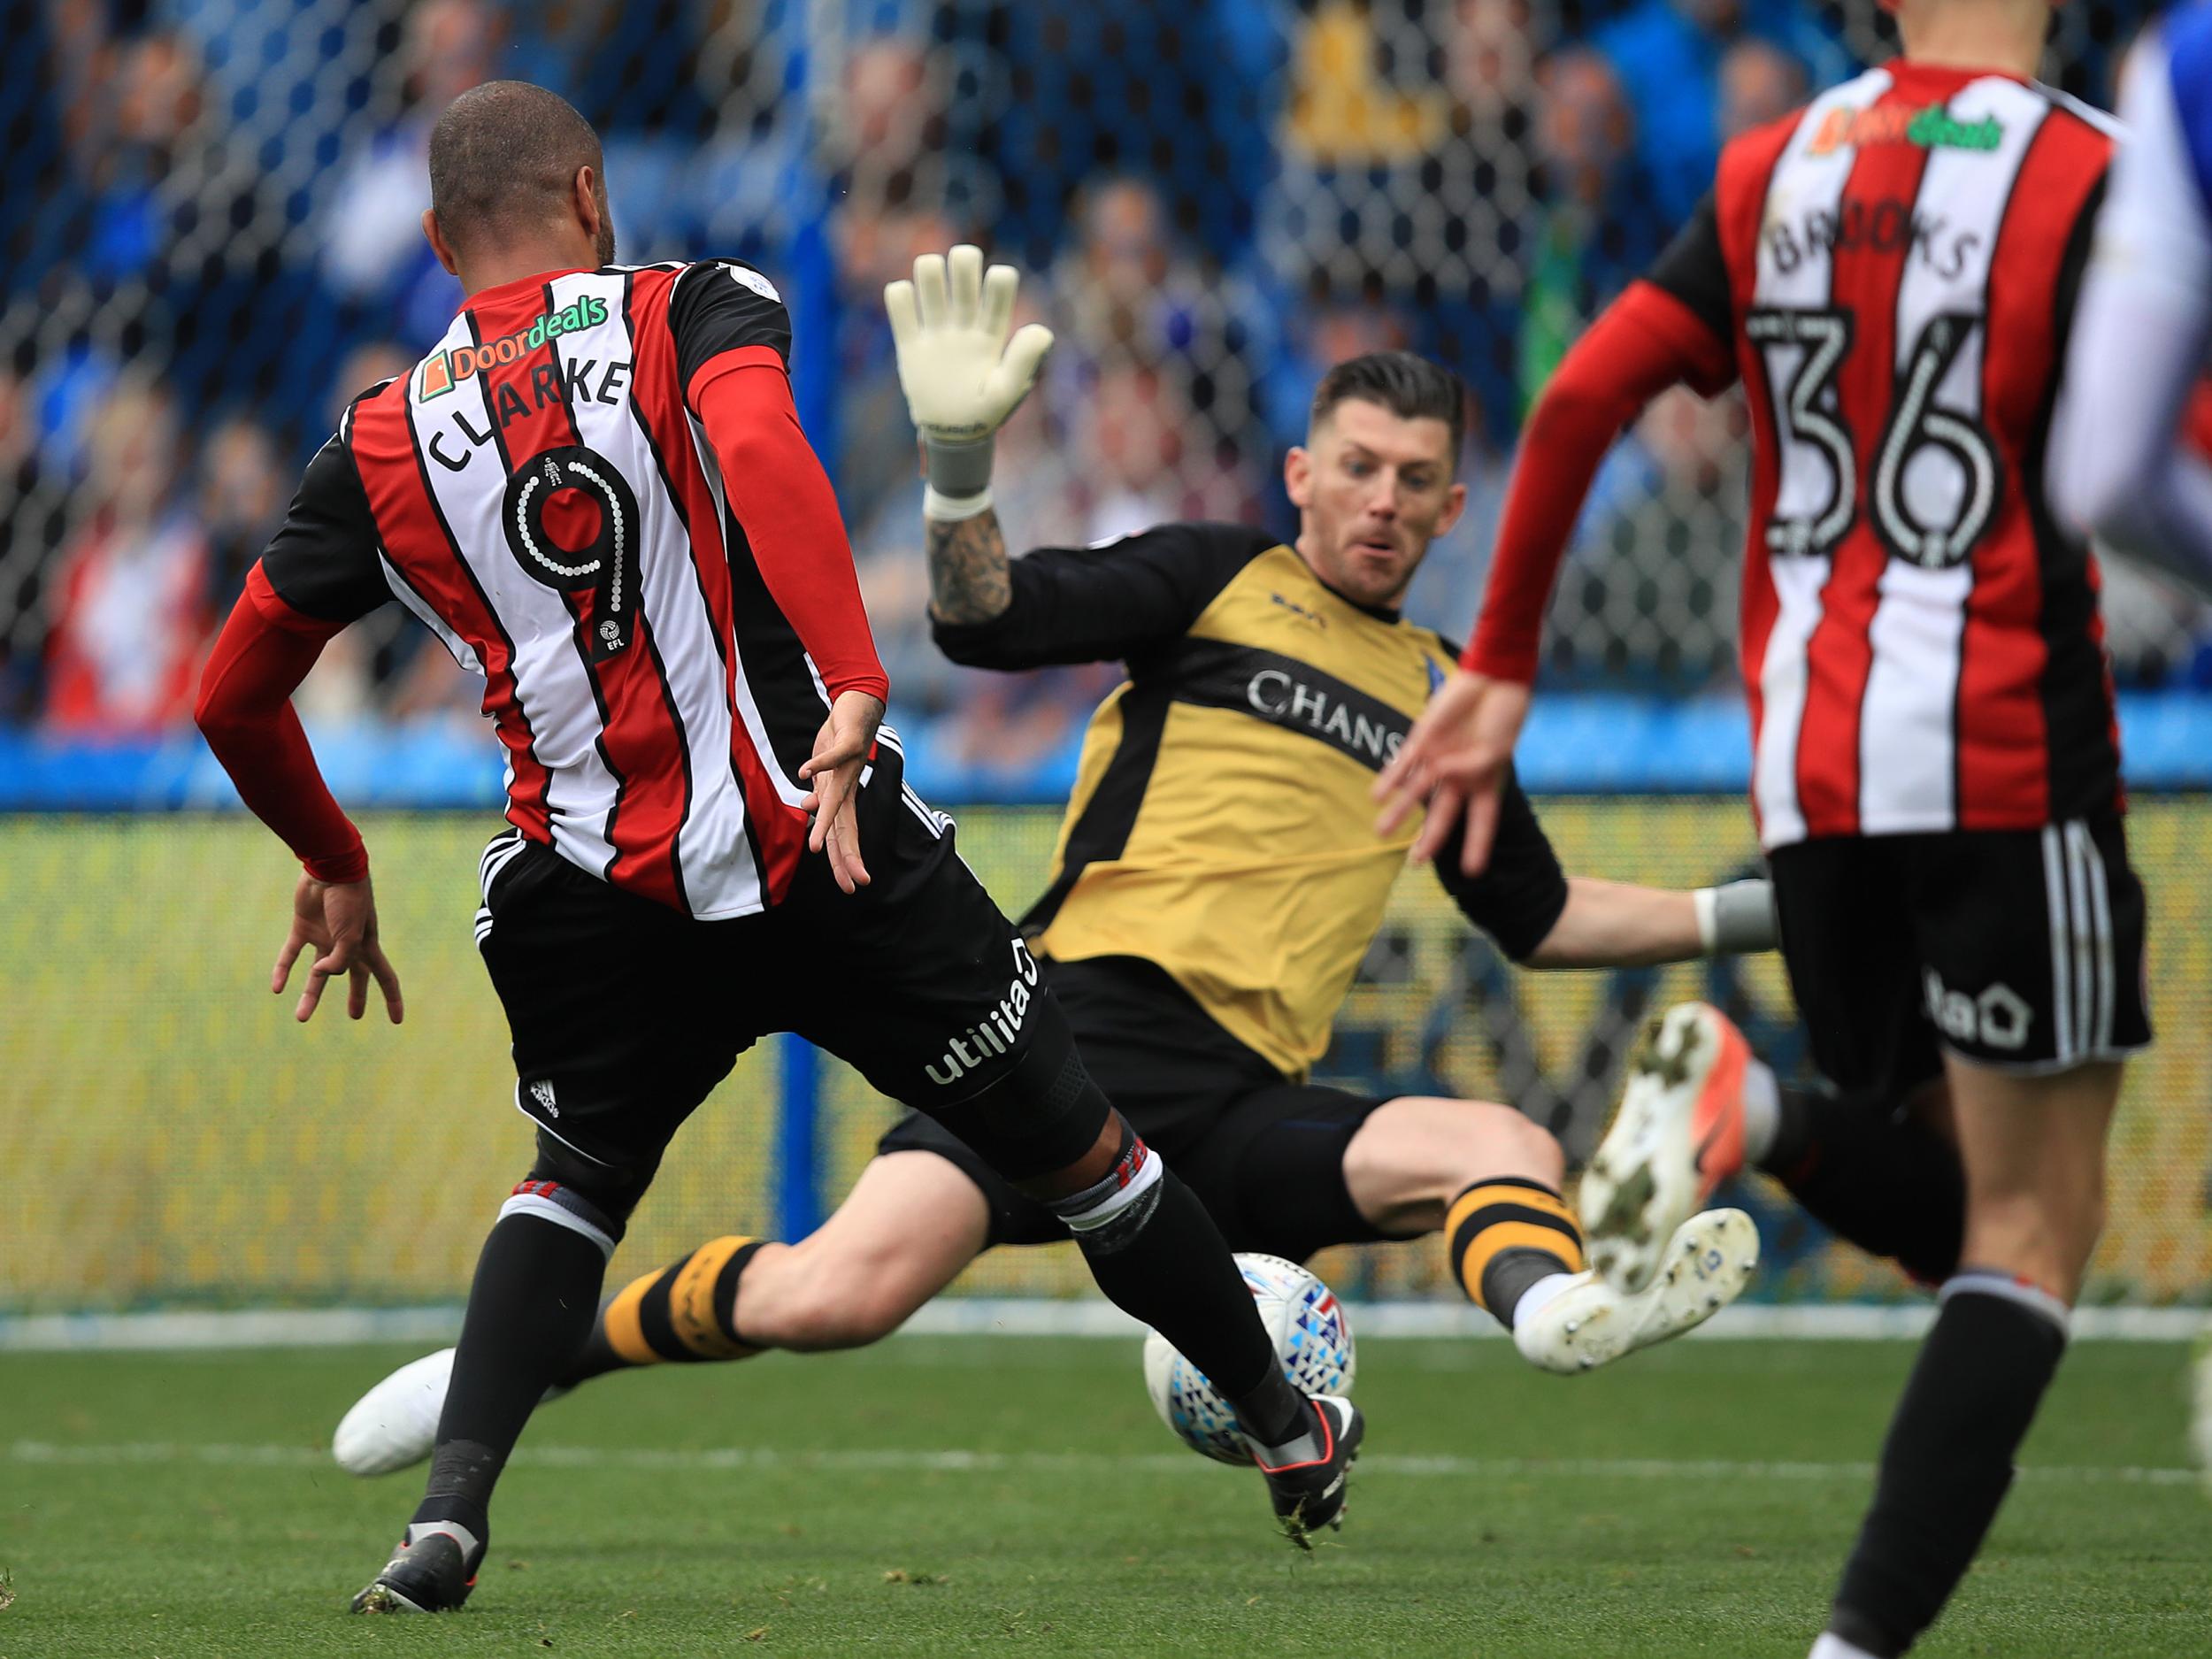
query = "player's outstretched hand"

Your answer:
(800, 689), (887, 895)
(885, 245), (1053, 509)
(273, 872), (403, 1025)
(1372, 671), (1532, 876)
